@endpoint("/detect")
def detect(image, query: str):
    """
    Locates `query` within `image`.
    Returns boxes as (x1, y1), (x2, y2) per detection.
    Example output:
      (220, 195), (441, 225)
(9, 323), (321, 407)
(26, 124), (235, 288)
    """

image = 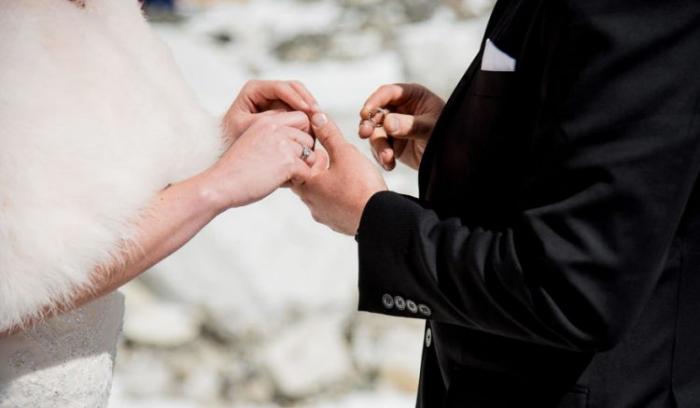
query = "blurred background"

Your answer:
(110, 0), (494, 406)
